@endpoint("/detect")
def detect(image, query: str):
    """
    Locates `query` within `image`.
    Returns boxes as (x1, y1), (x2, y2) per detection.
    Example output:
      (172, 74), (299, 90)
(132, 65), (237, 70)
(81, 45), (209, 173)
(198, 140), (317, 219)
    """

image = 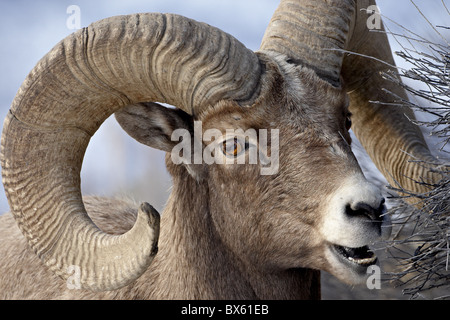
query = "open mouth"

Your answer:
(332, 244), (378, 266)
